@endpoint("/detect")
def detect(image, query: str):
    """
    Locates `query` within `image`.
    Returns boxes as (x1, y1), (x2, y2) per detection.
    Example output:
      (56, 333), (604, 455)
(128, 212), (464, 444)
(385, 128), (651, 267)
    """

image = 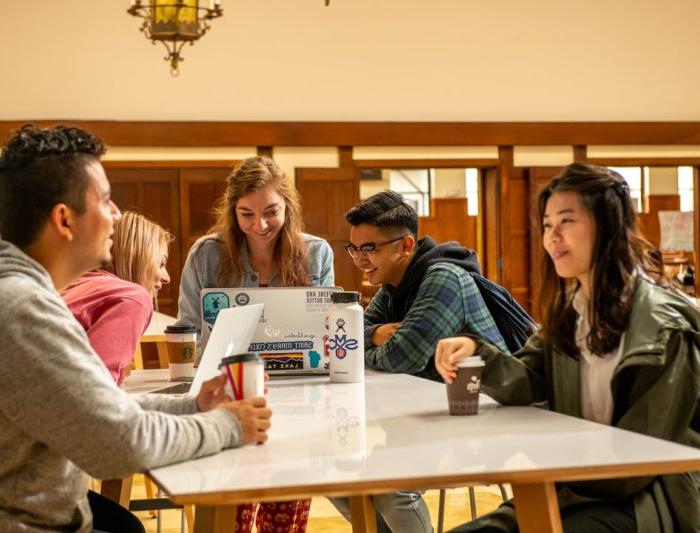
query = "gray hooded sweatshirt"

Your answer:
(0, 240), (242, 532)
